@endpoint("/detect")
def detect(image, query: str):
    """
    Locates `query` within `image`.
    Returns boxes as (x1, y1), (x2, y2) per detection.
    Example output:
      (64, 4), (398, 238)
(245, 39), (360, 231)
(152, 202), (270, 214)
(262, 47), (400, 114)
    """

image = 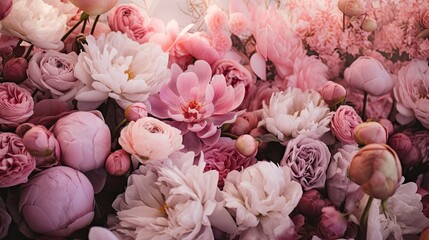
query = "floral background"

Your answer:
(0, 0), (429, 239)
